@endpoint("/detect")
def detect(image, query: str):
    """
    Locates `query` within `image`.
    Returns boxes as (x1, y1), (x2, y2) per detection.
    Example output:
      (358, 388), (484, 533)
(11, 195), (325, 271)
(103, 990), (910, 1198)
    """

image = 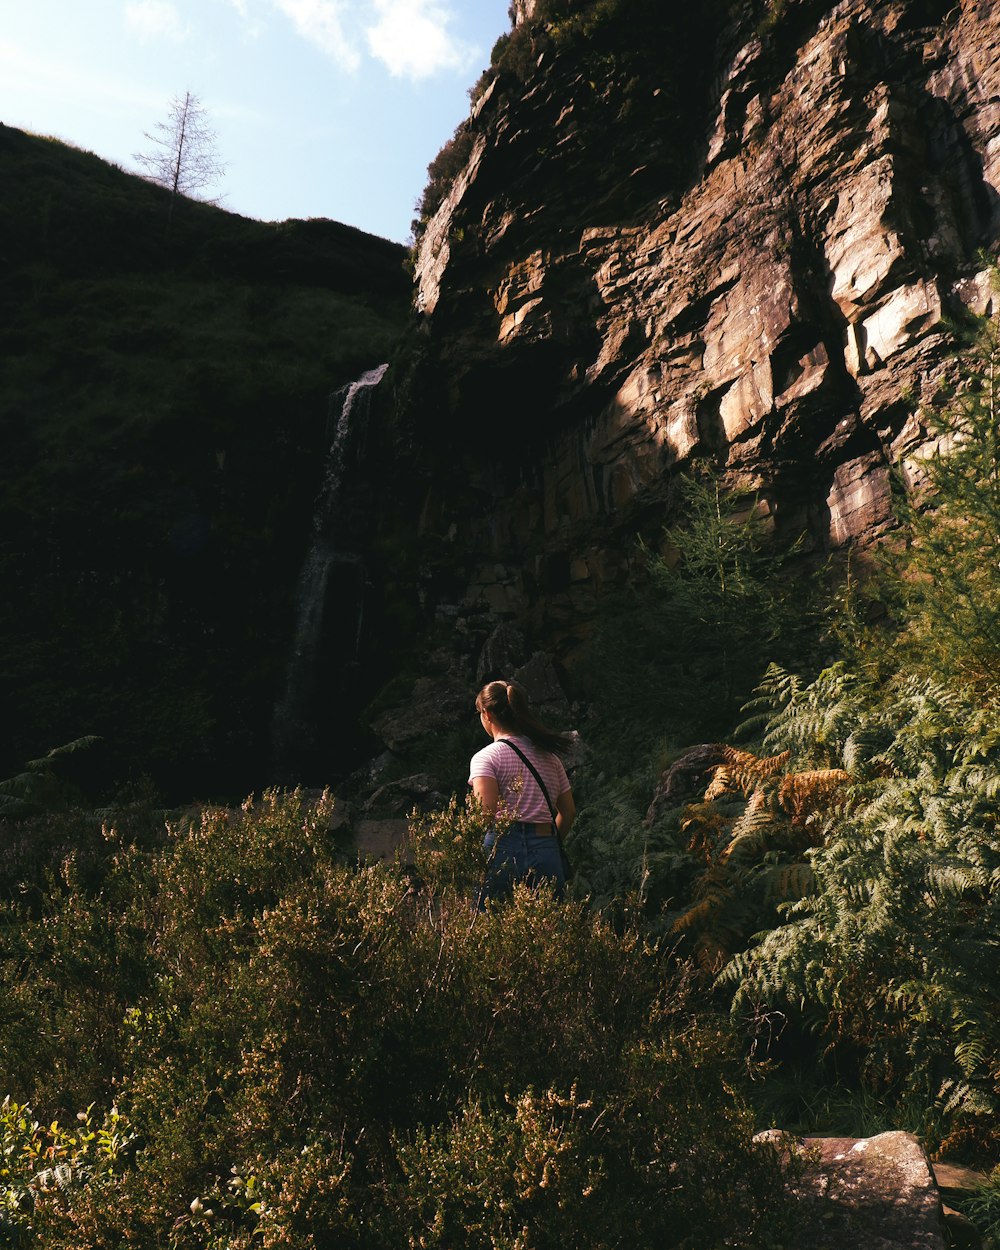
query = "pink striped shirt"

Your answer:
(468, 734), (571, 824)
